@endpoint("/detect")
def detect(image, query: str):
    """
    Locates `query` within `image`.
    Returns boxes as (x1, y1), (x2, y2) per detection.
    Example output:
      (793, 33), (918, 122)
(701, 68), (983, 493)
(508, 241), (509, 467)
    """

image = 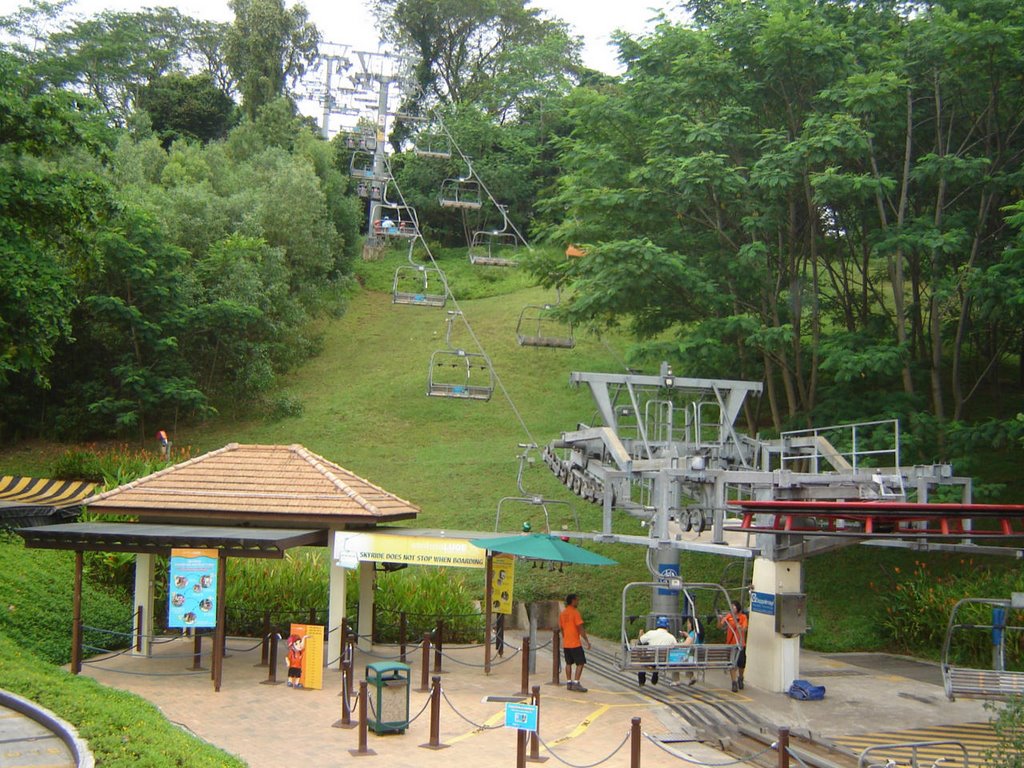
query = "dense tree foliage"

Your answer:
(532, 0), (1024, 454)
(0, 1), (358, 441)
